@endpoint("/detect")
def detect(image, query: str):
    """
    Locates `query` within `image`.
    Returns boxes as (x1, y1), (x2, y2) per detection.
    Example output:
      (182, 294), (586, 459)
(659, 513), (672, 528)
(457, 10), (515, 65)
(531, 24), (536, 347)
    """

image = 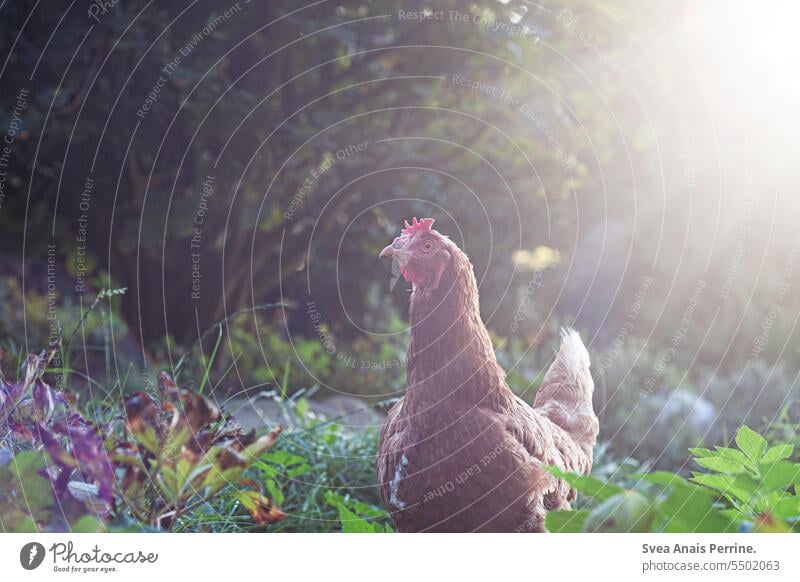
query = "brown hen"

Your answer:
(376, 218), (598, 532)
